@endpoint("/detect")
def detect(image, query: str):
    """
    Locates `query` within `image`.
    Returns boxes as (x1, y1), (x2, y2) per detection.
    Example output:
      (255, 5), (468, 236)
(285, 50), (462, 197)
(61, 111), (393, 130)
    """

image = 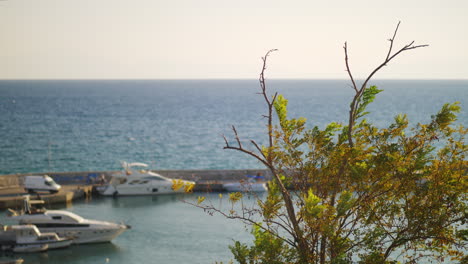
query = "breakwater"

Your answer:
(0, 169), (269, 209)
